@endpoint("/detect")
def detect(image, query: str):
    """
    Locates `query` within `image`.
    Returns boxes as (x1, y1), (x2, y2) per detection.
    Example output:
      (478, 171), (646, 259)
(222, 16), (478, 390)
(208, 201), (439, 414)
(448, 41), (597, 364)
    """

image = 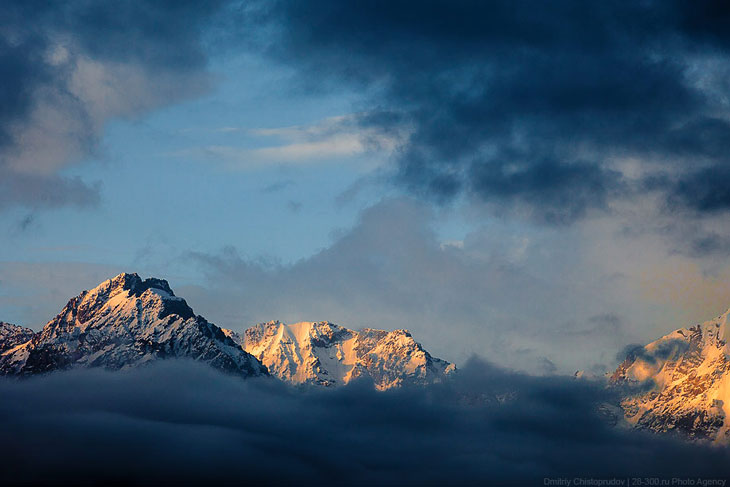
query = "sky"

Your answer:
(4, 0), (730, 375)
